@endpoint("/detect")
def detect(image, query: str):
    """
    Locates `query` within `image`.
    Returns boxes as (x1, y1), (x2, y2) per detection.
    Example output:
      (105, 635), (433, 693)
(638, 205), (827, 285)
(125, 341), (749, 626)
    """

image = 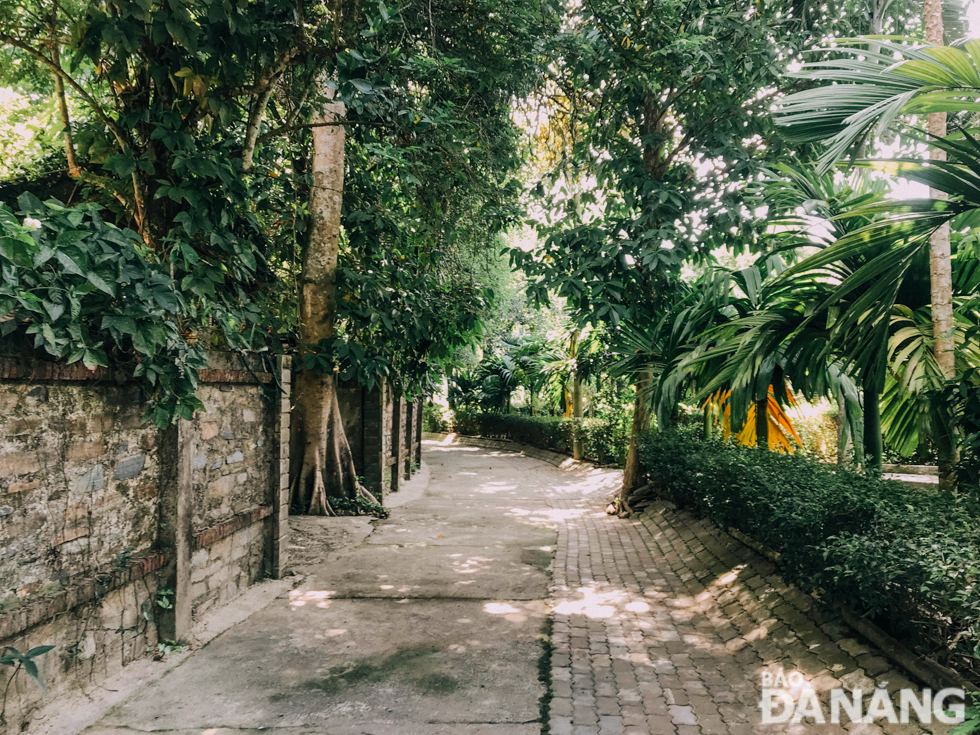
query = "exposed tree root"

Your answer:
(307, 448), (336, 516)
(357, 484), (380, 506)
